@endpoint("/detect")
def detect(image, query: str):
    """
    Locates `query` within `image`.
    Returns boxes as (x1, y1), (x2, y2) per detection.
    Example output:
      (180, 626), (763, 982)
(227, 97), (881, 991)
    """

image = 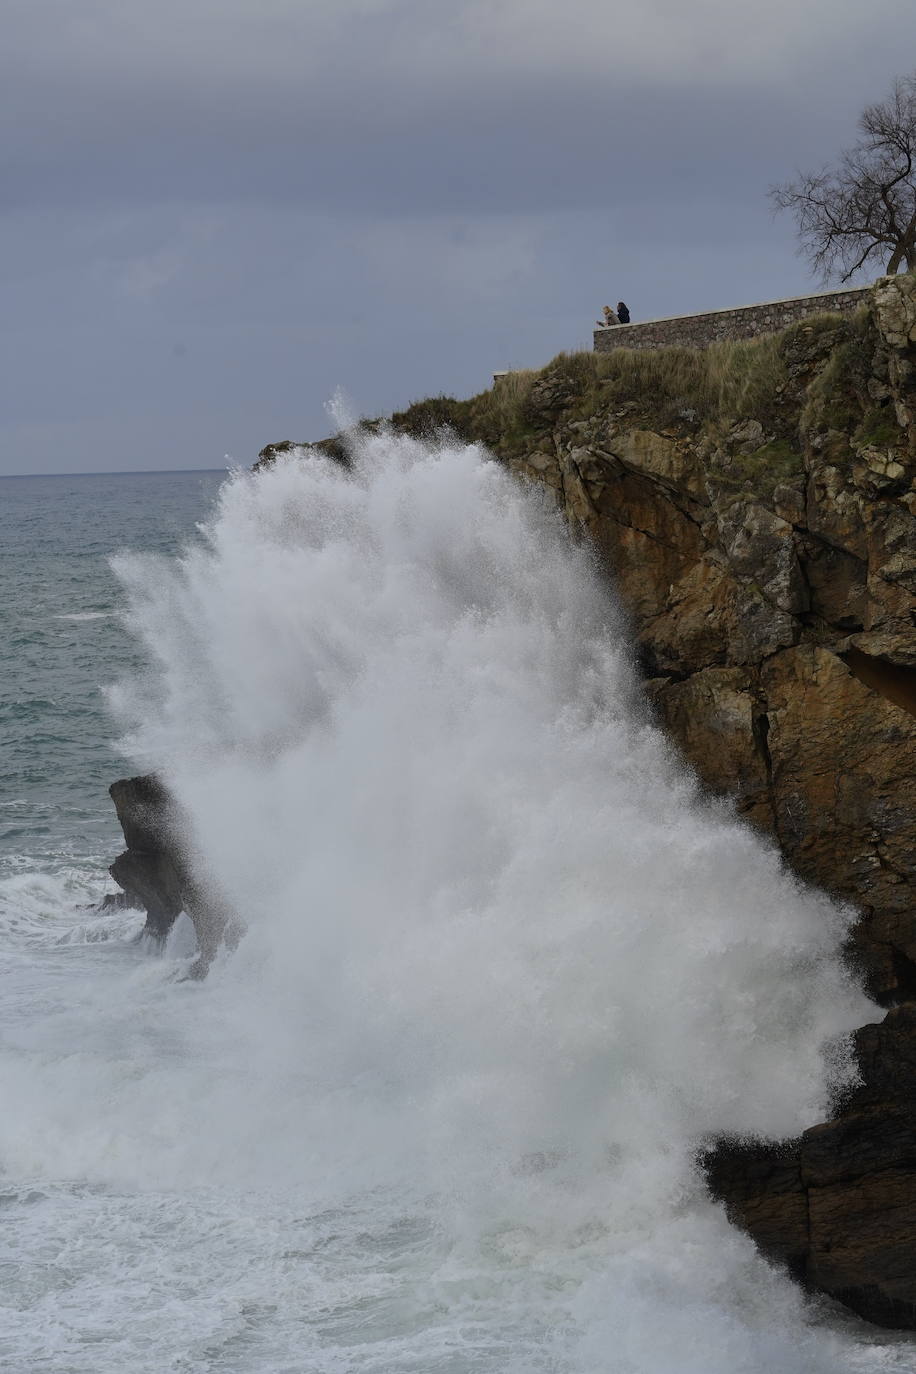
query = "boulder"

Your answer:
(108, 776), (183, 940)
(108, 774), (236, 973)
